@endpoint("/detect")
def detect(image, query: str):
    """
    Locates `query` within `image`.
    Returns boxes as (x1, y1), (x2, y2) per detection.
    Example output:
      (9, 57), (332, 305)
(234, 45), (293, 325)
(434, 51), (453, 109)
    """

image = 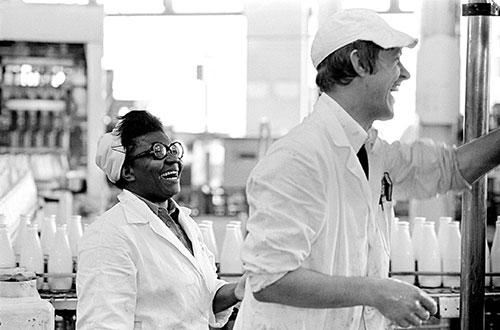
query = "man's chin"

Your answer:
(378, 109), (394, 121)
(383, 100), (395, 119)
